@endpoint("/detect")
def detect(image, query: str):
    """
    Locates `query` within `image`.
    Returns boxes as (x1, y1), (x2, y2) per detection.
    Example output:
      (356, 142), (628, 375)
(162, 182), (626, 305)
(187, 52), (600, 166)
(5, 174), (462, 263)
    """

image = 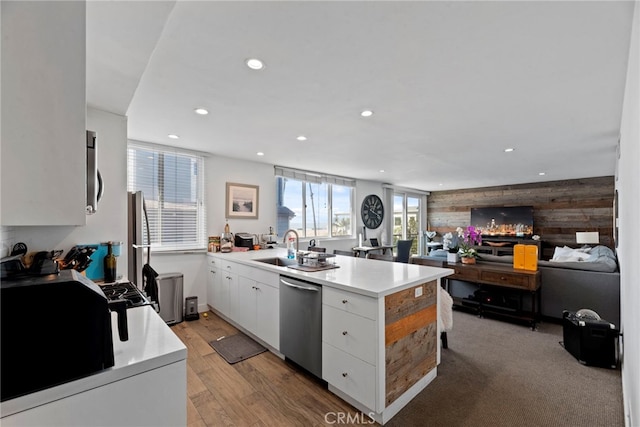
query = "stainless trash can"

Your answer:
(156, 272), (184, 325)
